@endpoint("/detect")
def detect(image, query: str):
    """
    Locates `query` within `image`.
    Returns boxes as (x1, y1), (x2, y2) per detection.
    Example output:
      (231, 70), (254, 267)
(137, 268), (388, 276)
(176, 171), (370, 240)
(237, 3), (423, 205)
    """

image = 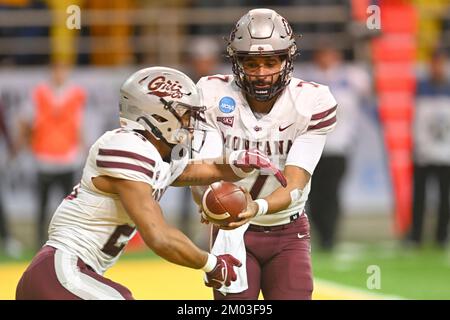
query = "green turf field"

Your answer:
(311, 241), (450, 299)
